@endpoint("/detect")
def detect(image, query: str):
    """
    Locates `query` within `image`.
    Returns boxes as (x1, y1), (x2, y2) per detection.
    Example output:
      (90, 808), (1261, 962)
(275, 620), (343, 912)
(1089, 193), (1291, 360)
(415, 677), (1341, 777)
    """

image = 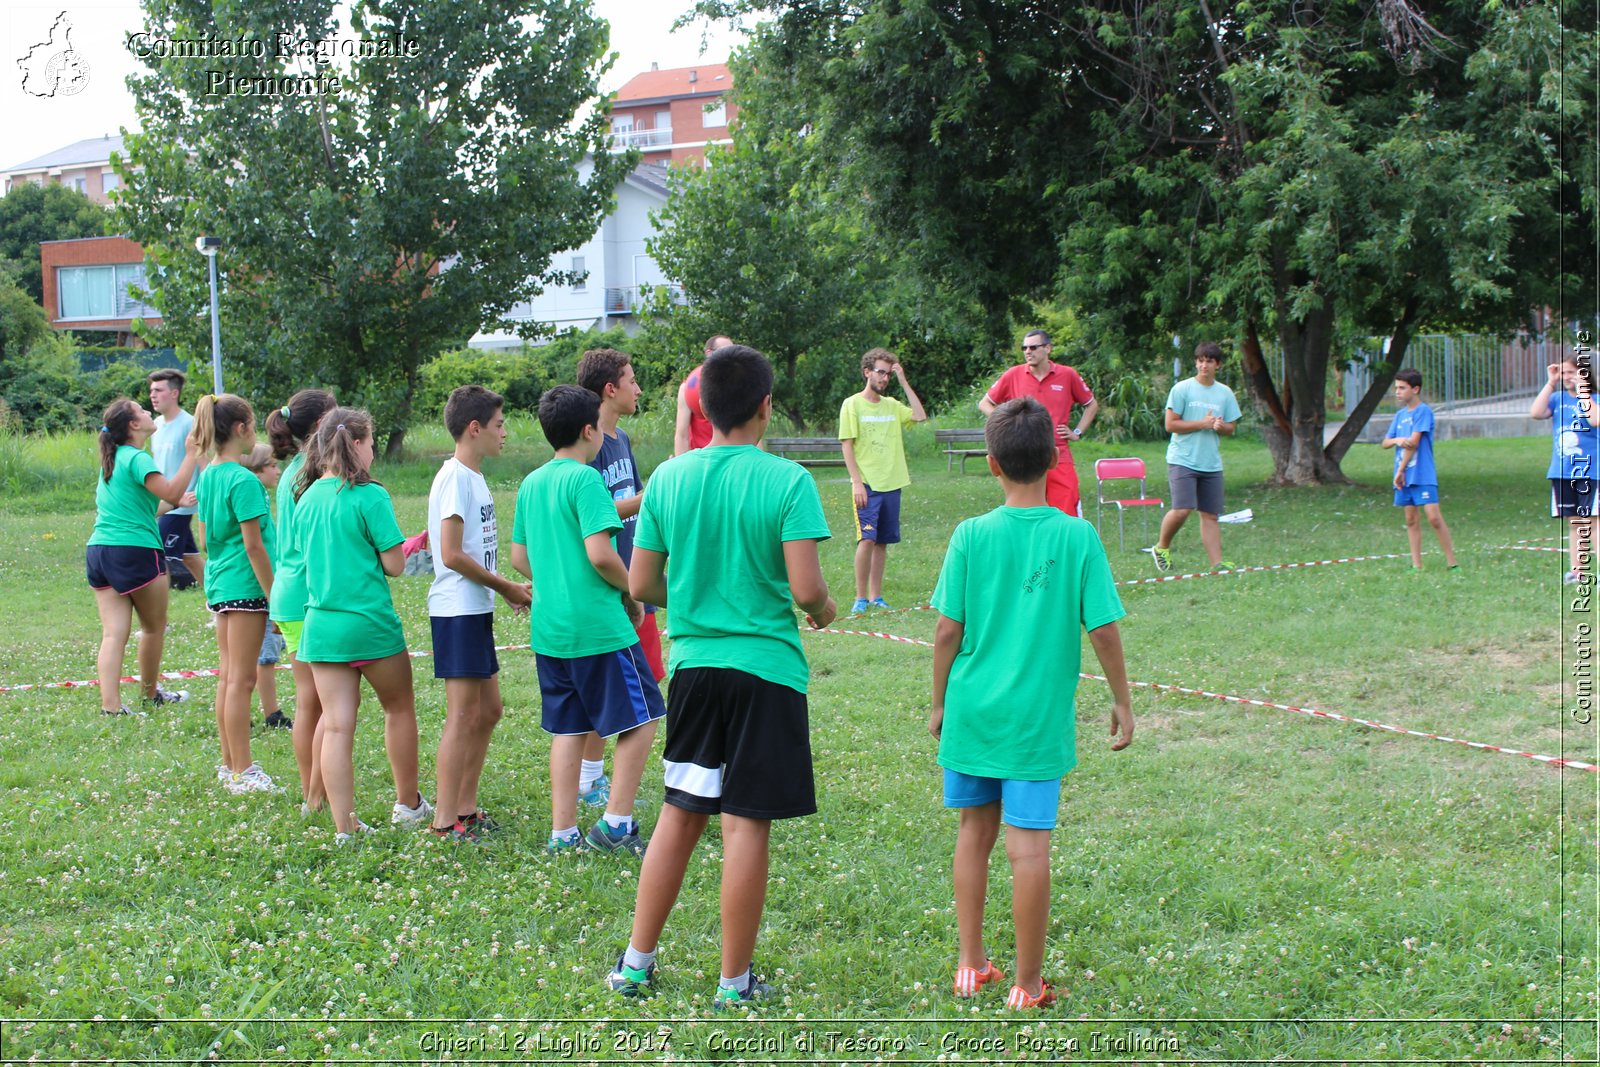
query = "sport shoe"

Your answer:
(1005, 981), (1057, 1010)
(1212, 560), (1240, 573)
(1147, 546), (1172, 572)
(239, 764), (283, 794)
(869, 596), (891, 610)
(102, 704), (137, 716)
(953, 959), (1006, 998)
(578, 775), (611, 807)
(262, 710), (293, 729)
(216, 763), (231, 782)
(430, 821), (481, 844)
(585, 821), (646, 856)
(850, 598), (870, 615)
(713, 971), (773, 1010)
(392, 794), (433, 826)
(547, 831), (584, 854)
(144, 686), (189, 707)
(1566, 571), (1582, 585)
(607, 954), (655, 998)
(334, 821), (376, 846)
(460, 810), (501, 835)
